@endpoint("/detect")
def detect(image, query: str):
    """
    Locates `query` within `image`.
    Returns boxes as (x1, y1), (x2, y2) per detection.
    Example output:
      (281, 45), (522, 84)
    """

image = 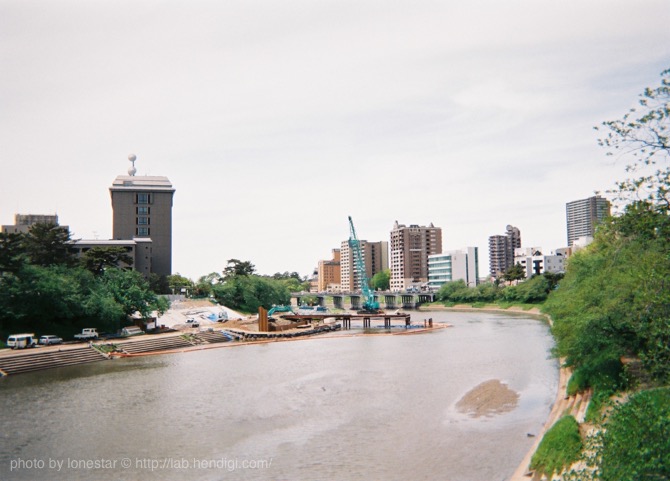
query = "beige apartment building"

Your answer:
(340, 240), (388, 292)
(317, 249), (341, 292)
(1, 214), (68, 234)
(390, 221), (442, 291)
